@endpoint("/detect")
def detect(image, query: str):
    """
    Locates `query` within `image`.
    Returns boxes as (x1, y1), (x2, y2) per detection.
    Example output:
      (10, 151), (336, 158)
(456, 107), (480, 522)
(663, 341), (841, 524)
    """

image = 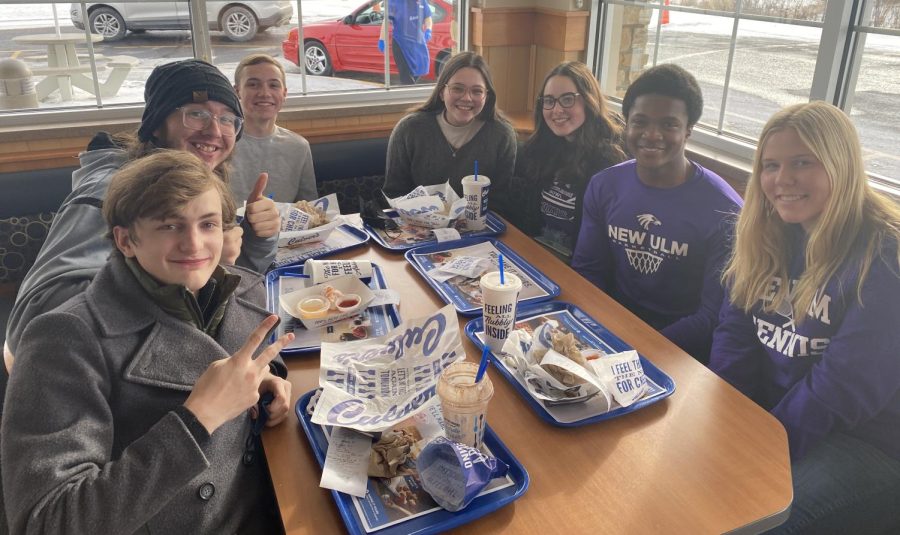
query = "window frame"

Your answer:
(0, 0), (467, 131)
(592, 0), (900, 196)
